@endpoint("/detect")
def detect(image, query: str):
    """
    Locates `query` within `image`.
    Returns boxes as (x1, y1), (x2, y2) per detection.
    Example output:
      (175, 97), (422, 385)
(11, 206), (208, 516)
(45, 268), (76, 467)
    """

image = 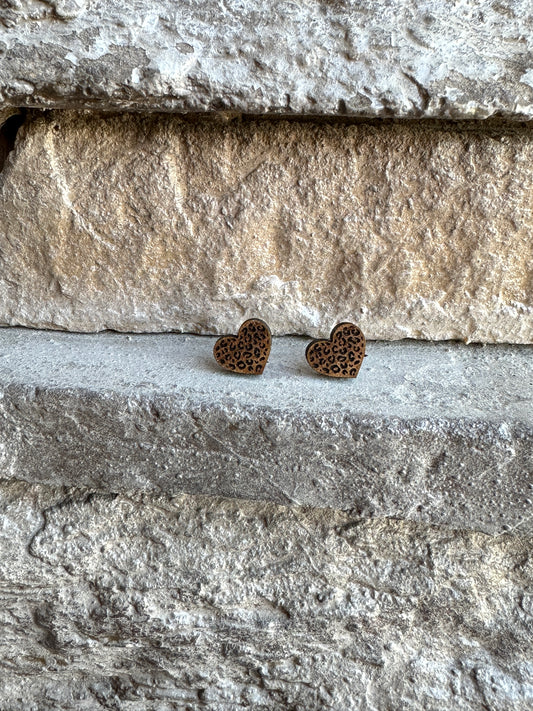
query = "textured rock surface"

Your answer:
(1, 112), (533, 342)
(0, 329), (531, 534)
(1, 0), (533, 119)
(0, 479), (531, 710)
